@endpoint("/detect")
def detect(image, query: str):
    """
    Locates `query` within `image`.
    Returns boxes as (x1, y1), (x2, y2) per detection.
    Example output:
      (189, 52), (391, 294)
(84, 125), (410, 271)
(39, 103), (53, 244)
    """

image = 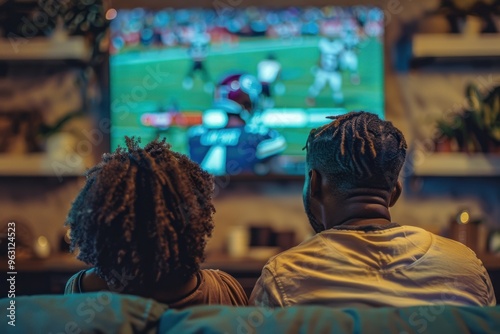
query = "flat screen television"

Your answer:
(109, 5), (384, 176)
